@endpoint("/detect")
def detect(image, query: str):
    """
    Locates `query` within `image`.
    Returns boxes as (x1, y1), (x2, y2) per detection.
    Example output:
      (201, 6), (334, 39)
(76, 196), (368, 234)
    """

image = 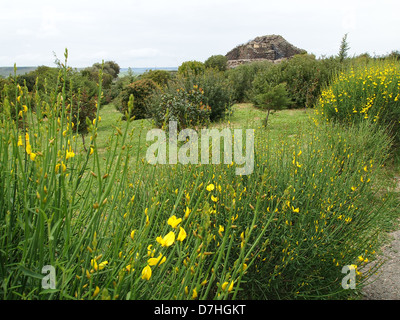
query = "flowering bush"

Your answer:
(315, 60), (400, 145)
(0, 51), (397, 300)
